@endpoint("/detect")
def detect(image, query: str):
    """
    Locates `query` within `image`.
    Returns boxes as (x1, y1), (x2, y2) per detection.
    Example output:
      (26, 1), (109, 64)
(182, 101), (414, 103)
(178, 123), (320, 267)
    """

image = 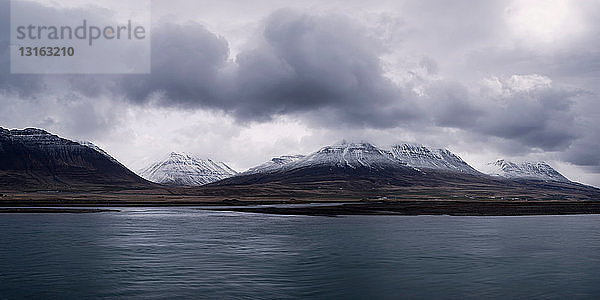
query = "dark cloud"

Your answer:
(560, 110), (600, 172)
(109, 10), (414, 126)
(117, 22), (230, 107)
(425, 81), (483, 128)
(228, 10), (411, 125)
(563, 142), (600, 172)
(478, 87), (579, 151)
(423, 76), (581, 152)
(1, 1), (600, 175)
